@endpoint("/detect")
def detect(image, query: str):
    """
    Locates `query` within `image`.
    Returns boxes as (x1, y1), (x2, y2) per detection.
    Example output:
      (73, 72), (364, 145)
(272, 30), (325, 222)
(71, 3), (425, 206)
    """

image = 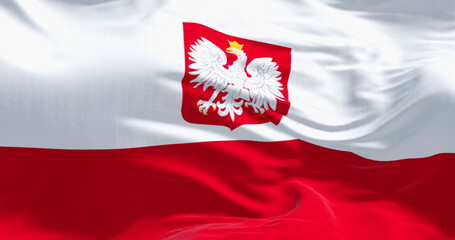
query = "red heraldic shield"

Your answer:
(182, 22), (291, 130)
